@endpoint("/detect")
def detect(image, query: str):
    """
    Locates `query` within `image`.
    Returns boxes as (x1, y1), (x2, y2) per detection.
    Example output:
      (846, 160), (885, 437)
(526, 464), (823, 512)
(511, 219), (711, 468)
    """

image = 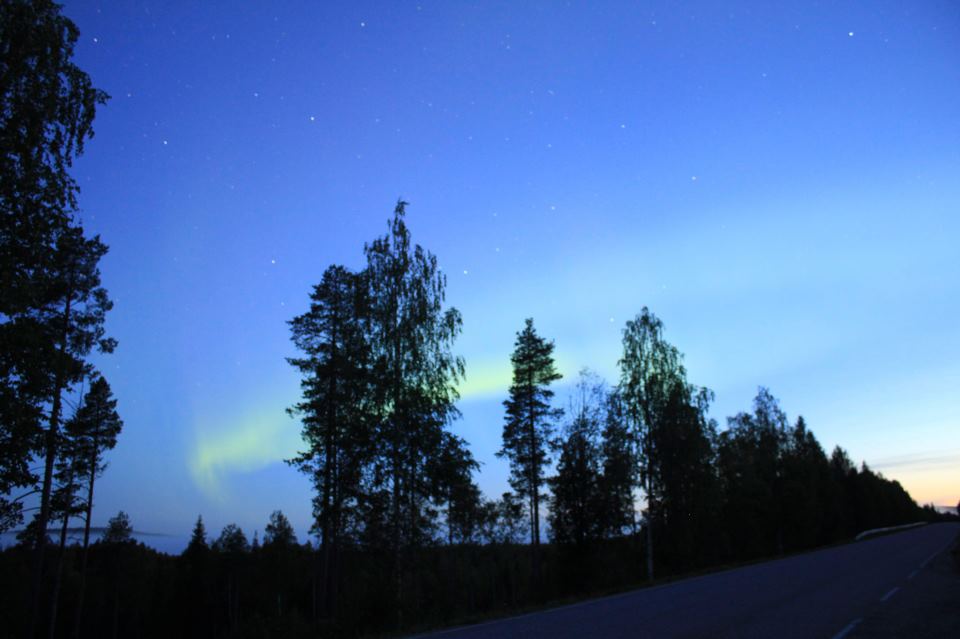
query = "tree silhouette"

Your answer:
(264, 510), (296, 548)
(213, 524), (249, 631)
(429, 432), (482, 545)
(0, 5), (113, 632)
(362, 200), (465, 623)
(598, 390), (637, 537)
(618, 308), (686, 581)
(498, 318), (562, 583)
(548, 371), (605, 547)
(186, 515), (209, 555)
(287, 264), (374, 619)
(65, 374), (123, 638)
